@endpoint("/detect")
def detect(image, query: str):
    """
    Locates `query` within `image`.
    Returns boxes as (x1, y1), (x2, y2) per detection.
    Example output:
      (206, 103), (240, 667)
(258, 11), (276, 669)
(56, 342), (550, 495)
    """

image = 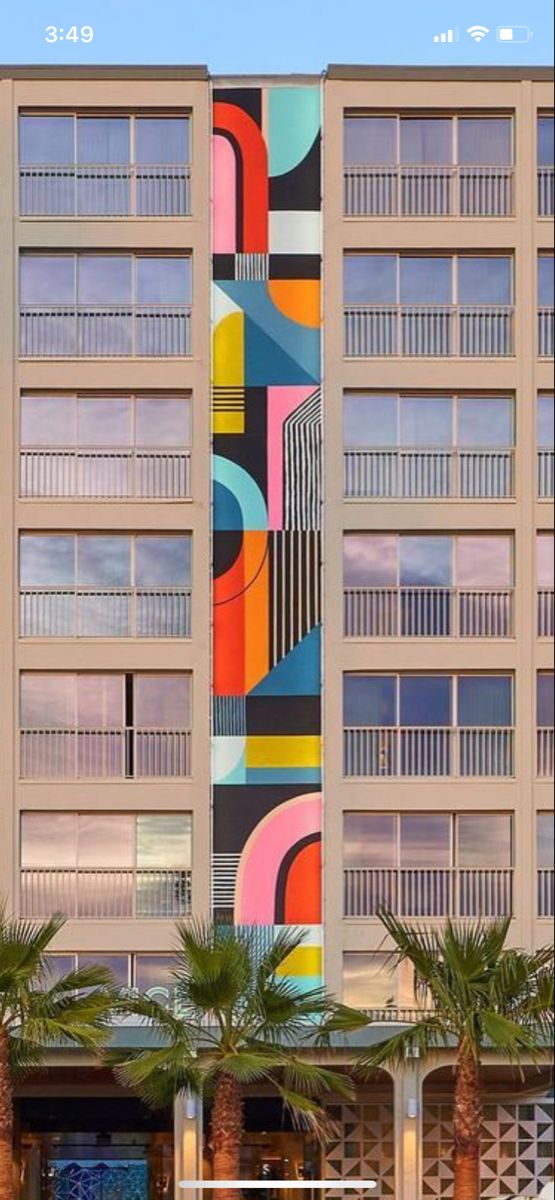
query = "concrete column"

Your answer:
(393, 1062), (423, 1200)
(174, 1093), (202, 1200)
